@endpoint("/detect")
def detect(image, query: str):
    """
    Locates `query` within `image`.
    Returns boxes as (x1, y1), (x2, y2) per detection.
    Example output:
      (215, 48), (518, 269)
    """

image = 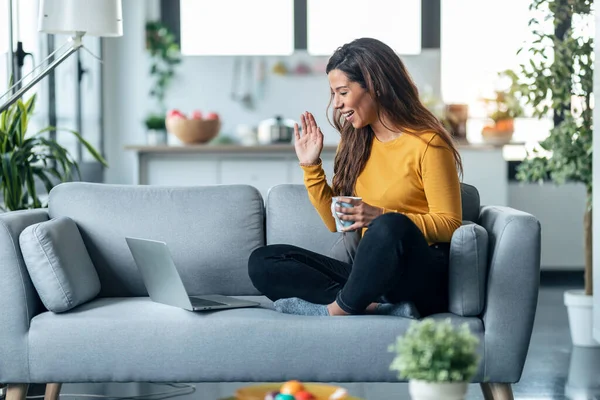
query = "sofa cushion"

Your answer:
(266, 184), (344, 259)
(448, 222), (488, 316)
(27, 297), (484, 383)
(19, 216), (100, 313)
(47, 183), (265, 297)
